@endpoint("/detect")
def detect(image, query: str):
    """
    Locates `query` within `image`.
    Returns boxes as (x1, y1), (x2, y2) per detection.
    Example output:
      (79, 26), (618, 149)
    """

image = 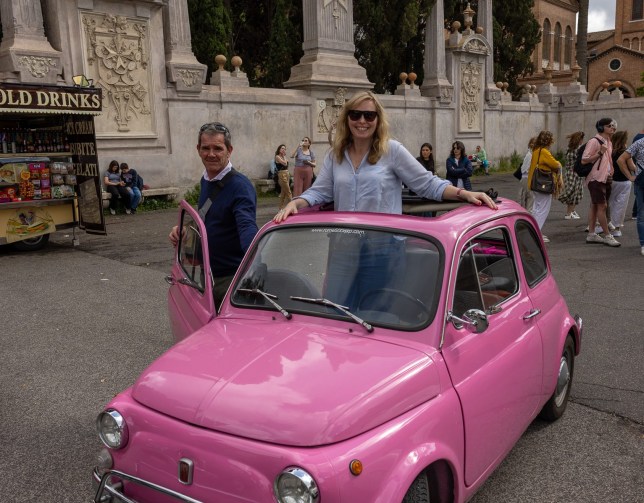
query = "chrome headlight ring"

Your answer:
(274, 467), (319, 503)
(96, 409), (129, 449)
